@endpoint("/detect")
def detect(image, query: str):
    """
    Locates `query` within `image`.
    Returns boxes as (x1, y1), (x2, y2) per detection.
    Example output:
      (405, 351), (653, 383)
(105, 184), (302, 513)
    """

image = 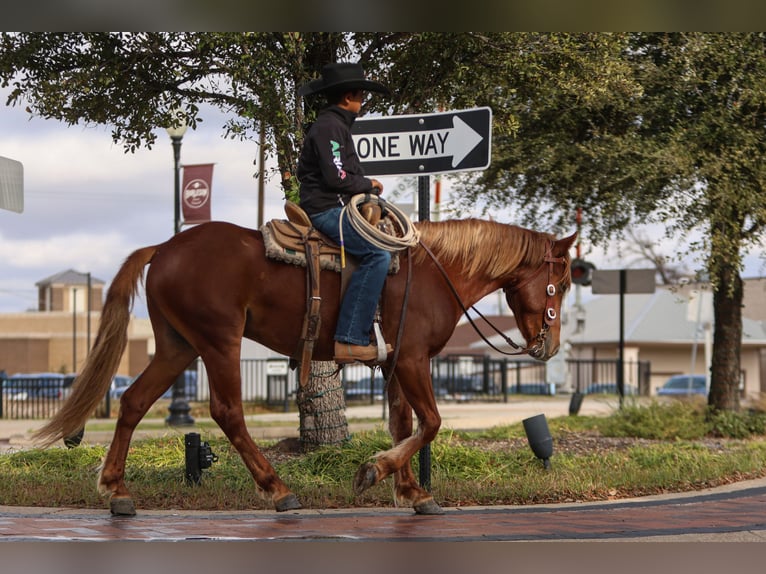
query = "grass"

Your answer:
(2, 399), (766, 511)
